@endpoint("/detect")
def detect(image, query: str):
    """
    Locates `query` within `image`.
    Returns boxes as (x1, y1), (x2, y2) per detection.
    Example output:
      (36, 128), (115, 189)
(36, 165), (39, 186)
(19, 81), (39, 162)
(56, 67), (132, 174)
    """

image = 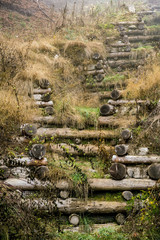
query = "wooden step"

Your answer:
(35, 101), (53, 108)
(129, 35), (160, 43)
(108, 99), (146, 106)
(5, 157), (48, 167)
(36, 127), (119, 140)
(33, 88), (52, 94)
(108, 59), (144, 69)
(112, 155), (160, 164)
